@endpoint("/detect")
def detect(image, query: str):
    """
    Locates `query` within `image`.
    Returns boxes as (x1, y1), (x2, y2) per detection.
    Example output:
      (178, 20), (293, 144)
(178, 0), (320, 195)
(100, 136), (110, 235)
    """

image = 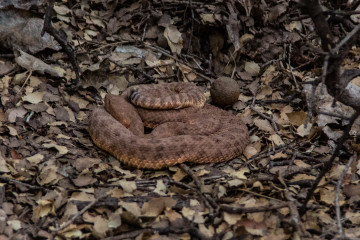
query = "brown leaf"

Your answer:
(142, 197), (176, 217)
(73, 174), (97, 187)
(254, 118), (275, 134)
(286, 111), (307, 127)
(164, 25), (183, 54)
